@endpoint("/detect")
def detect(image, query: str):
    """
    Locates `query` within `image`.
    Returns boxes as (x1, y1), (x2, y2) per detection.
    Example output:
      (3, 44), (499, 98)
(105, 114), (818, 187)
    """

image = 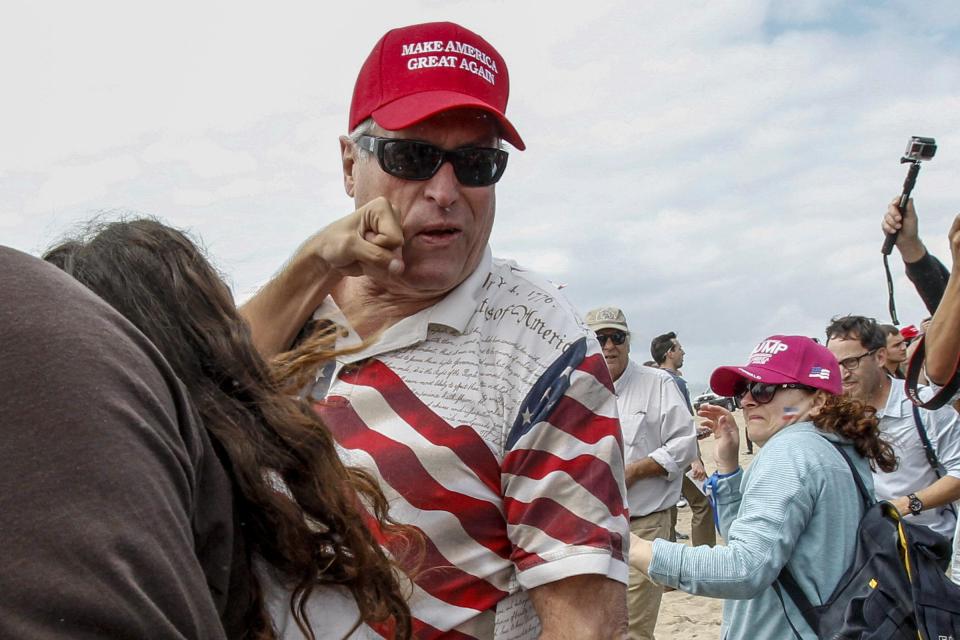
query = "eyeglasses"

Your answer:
(356, 135), (509, 187)
(734, 381), (816, 405)
(836, 348), (880, 371)
(596, 331), (628, 346)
